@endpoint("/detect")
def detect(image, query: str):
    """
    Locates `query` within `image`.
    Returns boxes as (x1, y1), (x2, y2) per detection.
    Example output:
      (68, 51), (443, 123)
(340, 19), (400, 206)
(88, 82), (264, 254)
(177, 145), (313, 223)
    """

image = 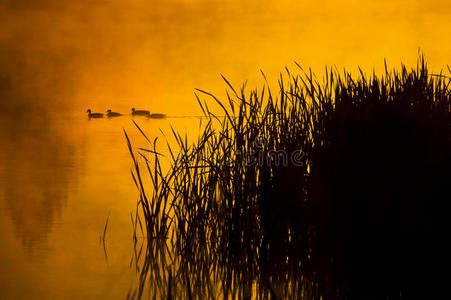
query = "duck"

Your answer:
(106, 109), (122, 117)
(149, 113), (166, 119)
(131, 108), (150, 116)
(87, 109), (103, 118)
